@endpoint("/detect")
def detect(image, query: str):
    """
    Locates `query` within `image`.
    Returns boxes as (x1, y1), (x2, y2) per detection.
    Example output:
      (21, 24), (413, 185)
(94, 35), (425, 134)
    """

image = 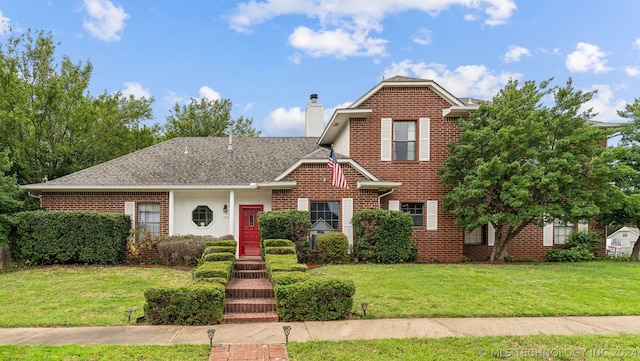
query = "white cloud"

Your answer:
(504, 45), (530, 63)
(634, 37), (640, 50)
(121, 81), (151, 99)
(228, 0), (516, 59)
(412, 28), (432, 46)
(626, 66), (640, 77)
(288, 26), (386, 59)
(565, 42), (612, 73)
(82, 0), (129, 42)
(162, 90), (184, 108)
(263, 107), (305, 136)
(582, 84), (627, 123)
(0, 10), (11, 34)
(383, 60), (521, 100)
(199, 86), (222, 101)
